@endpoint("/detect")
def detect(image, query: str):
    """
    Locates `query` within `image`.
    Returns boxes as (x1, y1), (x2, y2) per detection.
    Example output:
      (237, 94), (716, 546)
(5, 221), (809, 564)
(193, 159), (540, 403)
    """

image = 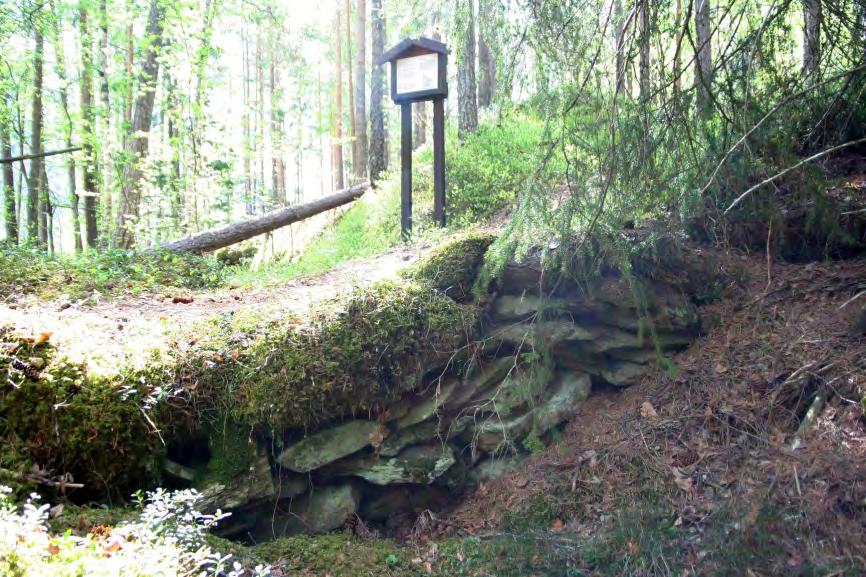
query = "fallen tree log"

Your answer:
(0, 146), (82, 164)
(161, 183), (369, 253)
